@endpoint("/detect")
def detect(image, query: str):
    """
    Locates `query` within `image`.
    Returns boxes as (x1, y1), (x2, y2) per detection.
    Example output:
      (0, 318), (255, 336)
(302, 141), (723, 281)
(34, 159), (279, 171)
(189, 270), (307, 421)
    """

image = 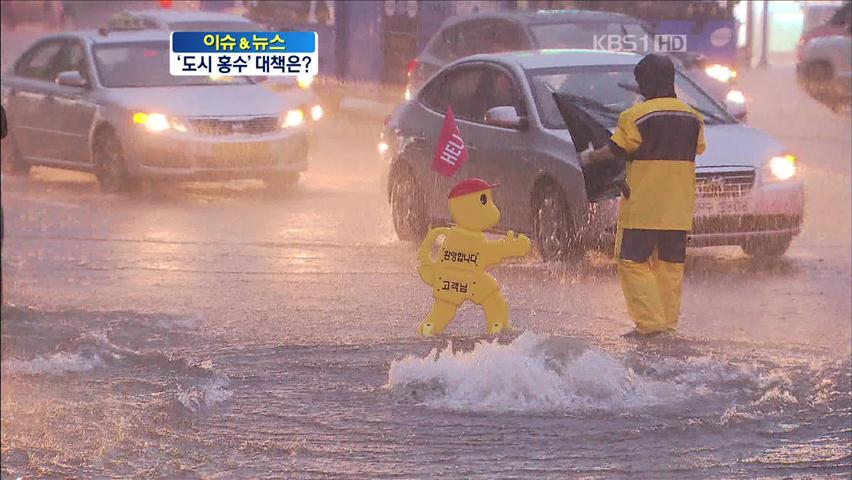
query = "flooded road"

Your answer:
(2, 63), (850, 478)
